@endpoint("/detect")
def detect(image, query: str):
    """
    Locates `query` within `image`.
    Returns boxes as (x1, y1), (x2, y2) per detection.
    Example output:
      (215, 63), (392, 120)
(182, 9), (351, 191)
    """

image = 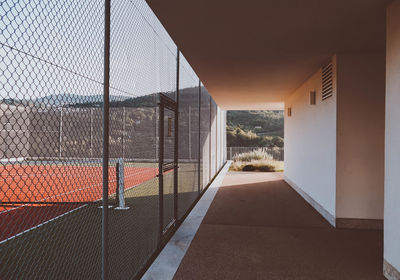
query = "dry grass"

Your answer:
(230, 149), (283, 172)
(230, 159), (284, 172)
(232, 149), (273, 162)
